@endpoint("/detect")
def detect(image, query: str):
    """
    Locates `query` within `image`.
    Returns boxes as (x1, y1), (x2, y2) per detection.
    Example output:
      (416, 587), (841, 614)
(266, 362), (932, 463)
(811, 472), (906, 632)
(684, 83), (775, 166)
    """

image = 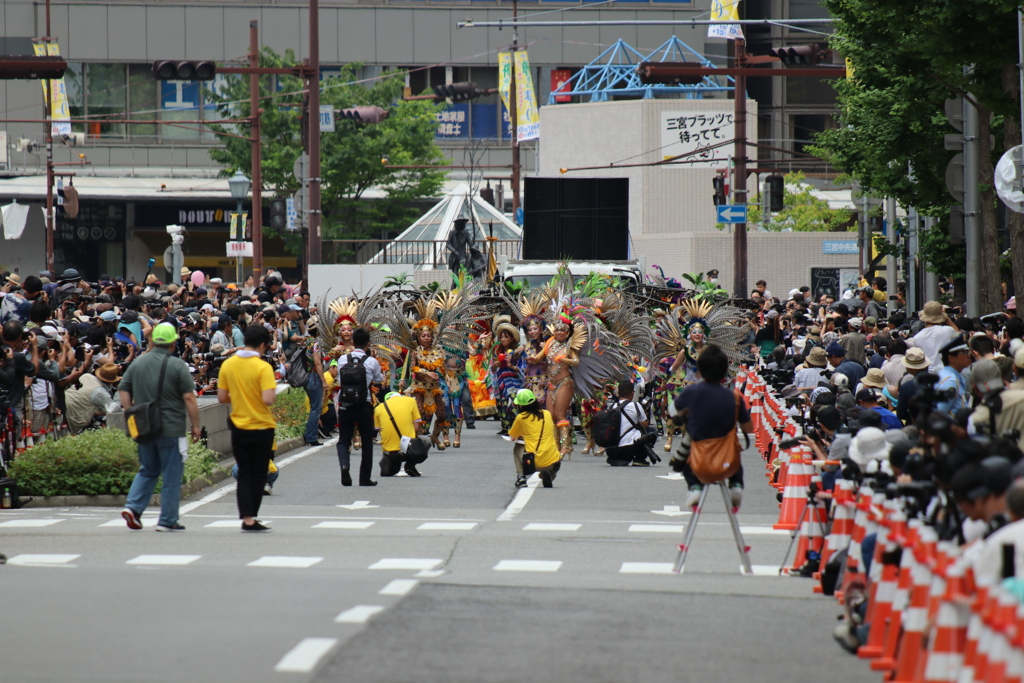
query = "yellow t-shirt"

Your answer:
(219, 355), (277, 430)
(509, 410), (560, 469)
(374, 395), (421, 453)
(321, 371), (334, 415)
